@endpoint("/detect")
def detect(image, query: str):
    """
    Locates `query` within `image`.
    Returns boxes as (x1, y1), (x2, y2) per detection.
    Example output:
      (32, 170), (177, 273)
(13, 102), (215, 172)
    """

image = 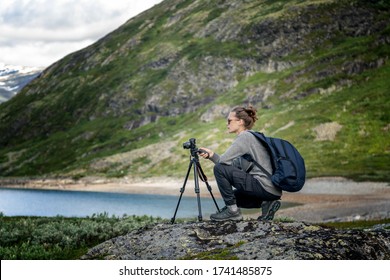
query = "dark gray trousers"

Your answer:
(213, 163), (280, 207)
